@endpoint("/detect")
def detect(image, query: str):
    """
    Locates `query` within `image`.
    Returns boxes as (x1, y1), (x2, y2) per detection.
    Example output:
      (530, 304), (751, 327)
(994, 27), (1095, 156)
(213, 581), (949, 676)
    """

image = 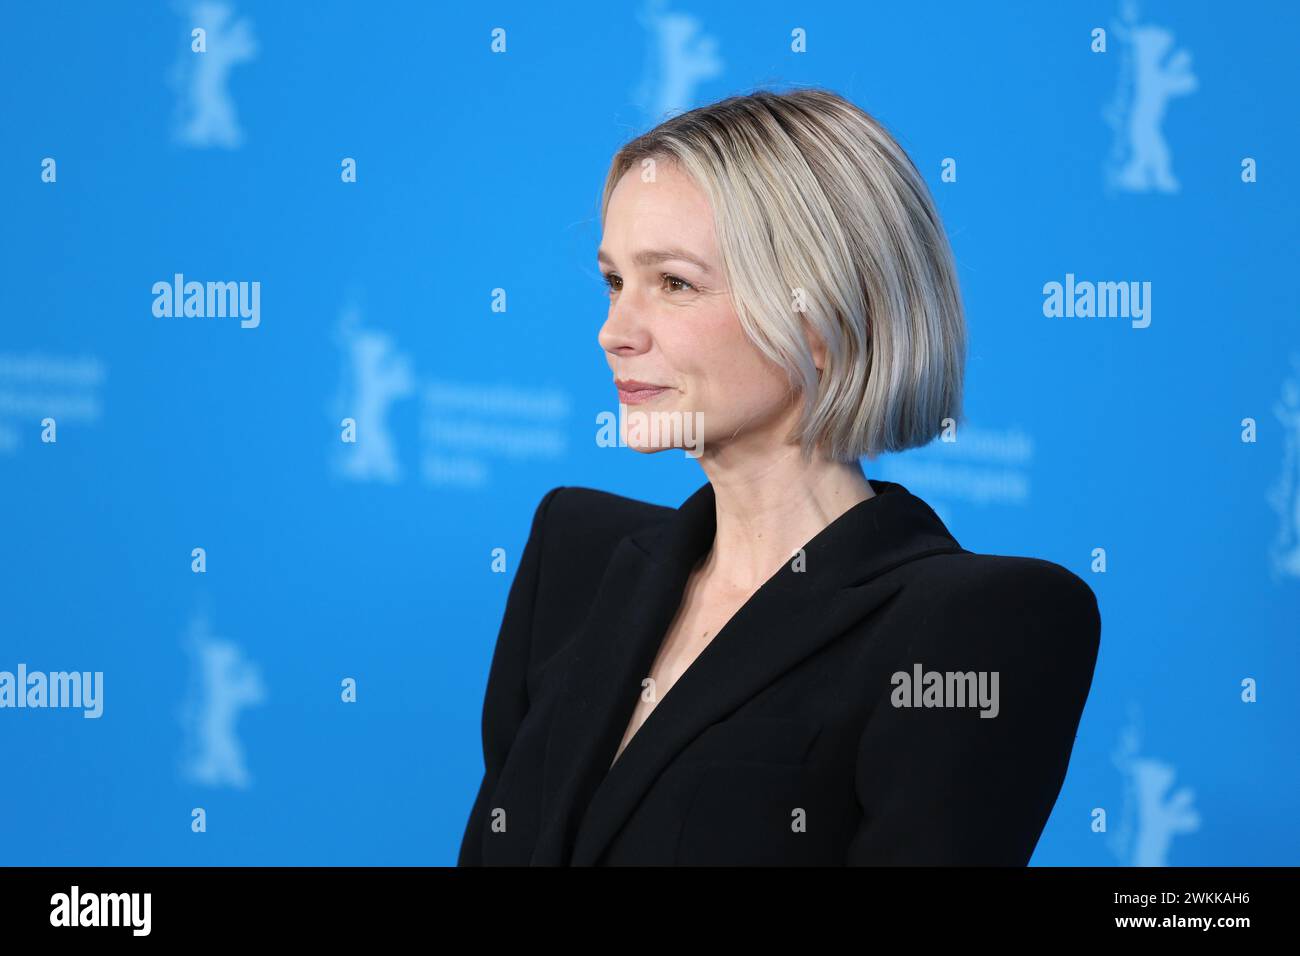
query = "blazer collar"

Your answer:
(632, 477), (961, 592)
(530, 477), (966, 865)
